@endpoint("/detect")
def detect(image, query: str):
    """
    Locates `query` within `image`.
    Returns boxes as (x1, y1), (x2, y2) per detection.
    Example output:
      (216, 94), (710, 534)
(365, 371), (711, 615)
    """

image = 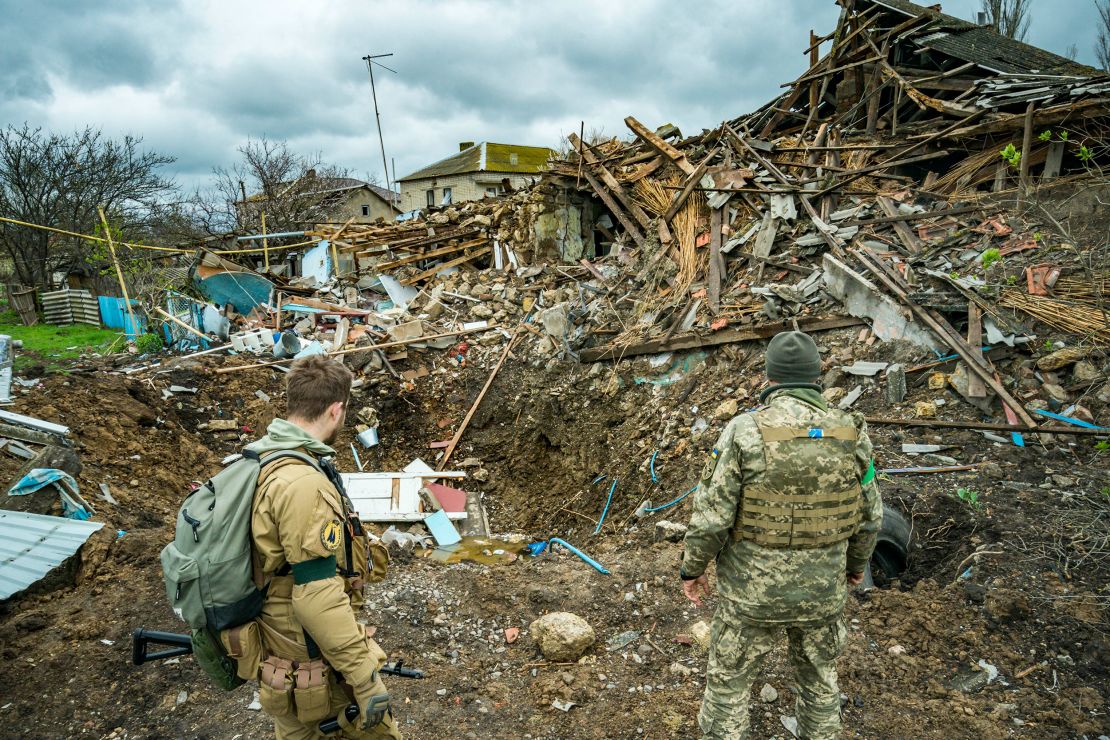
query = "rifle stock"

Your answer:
(132, 627), (420, 733)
